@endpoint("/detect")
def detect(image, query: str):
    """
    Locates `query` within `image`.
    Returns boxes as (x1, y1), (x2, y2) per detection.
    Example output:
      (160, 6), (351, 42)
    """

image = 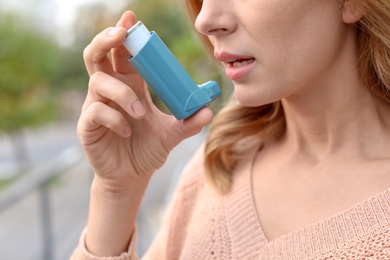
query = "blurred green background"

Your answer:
(0, 0), (229, 179)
